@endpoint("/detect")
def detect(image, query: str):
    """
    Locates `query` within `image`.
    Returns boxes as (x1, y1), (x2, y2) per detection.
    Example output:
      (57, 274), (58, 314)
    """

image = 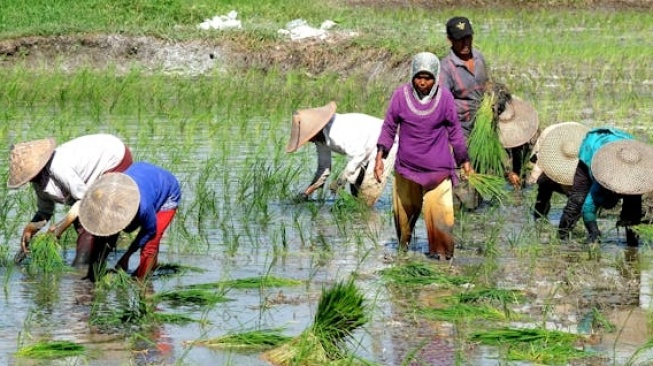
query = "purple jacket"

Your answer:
(377, 83), (469, 189)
